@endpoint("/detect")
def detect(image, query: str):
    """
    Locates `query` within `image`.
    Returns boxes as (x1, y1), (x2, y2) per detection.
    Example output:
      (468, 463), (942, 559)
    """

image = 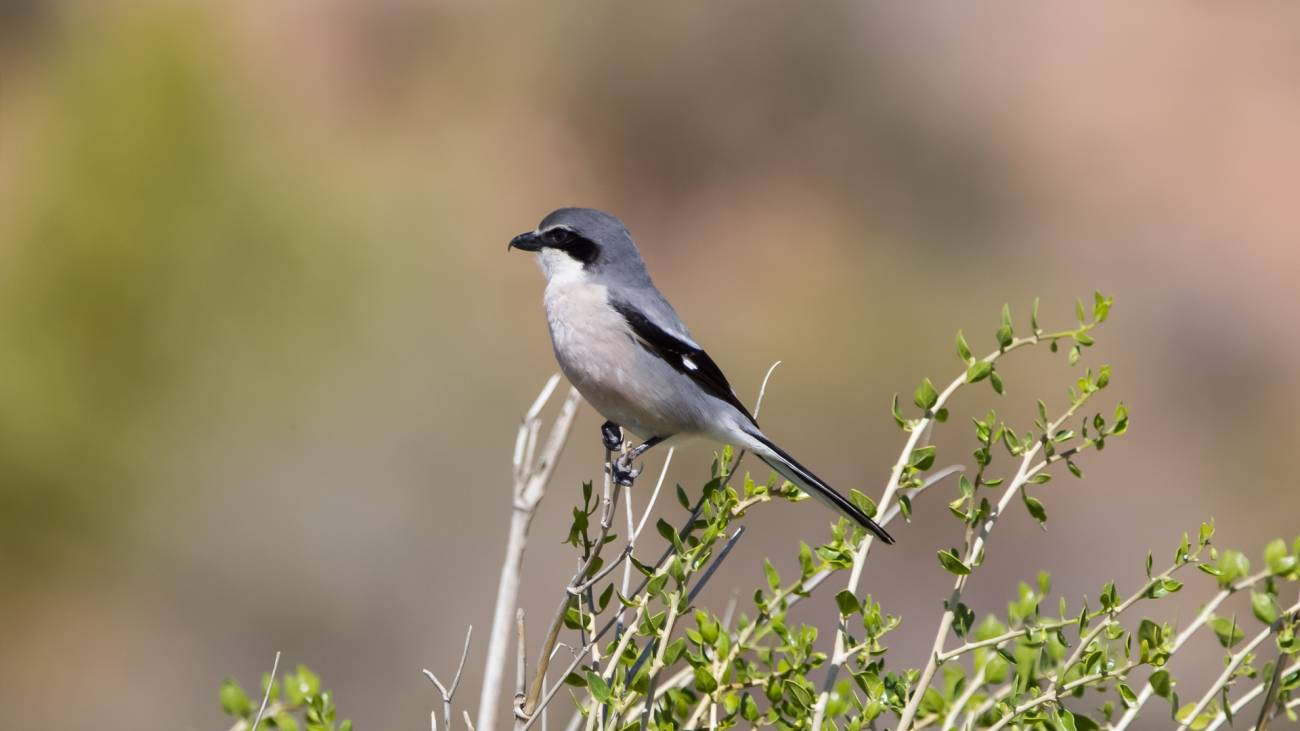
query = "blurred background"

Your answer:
(2, 2), (1299, 728)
